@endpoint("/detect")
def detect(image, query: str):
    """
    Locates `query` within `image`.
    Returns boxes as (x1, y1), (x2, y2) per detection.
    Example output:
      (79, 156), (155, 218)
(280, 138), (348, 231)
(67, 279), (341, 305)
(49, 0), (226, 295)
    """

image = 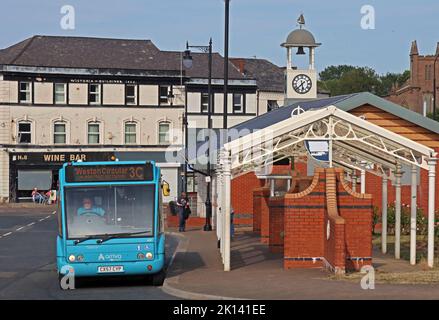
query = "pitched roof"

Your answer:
(0, 35), (246, 79)
(159, 51), (245, 80)
(230, 58), (285, 92)
(232, 92), (439, 135)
